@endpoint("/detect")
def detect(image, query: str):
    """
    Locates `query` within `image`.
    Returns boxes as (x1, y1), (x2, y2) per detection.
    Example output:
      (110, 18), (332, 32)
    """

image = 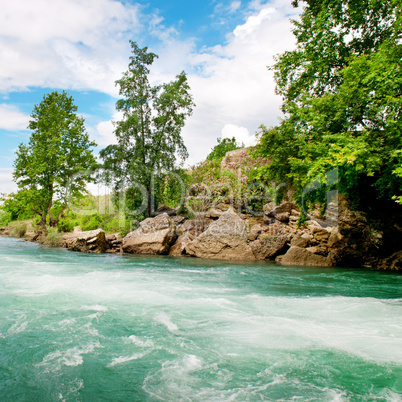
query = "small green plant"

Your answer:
(9, 222), (27, 238)
(297, 211), (308, 228)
